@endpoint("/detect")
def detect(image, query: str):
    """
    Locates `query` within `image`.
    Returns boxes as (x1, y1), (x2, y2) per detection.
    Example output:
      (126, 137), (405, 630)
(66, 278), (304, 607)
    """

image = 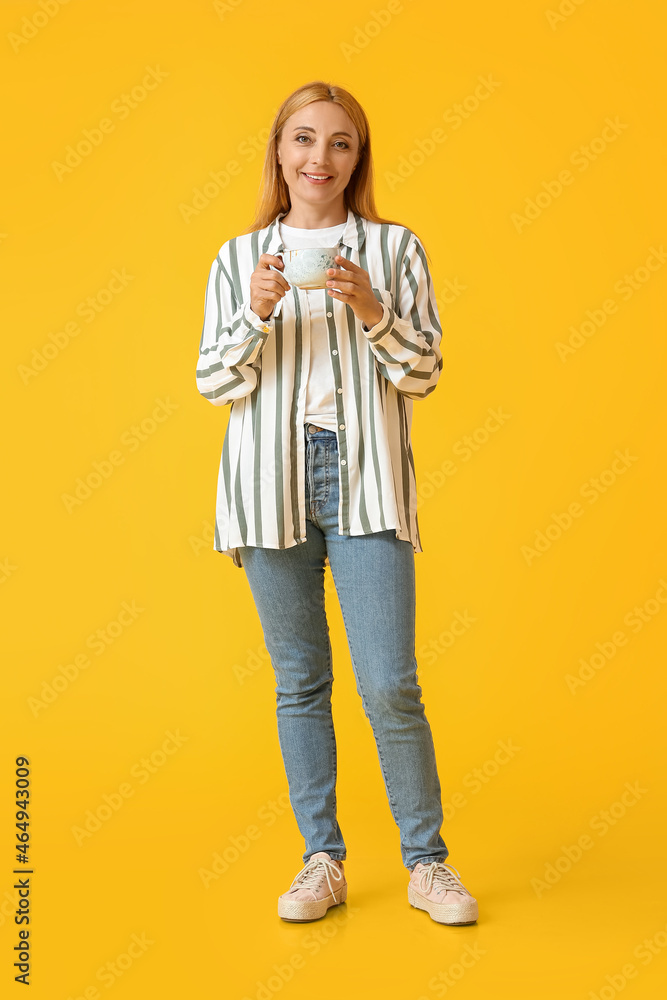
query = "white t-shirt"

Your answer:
(279, 220), (346, 432)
